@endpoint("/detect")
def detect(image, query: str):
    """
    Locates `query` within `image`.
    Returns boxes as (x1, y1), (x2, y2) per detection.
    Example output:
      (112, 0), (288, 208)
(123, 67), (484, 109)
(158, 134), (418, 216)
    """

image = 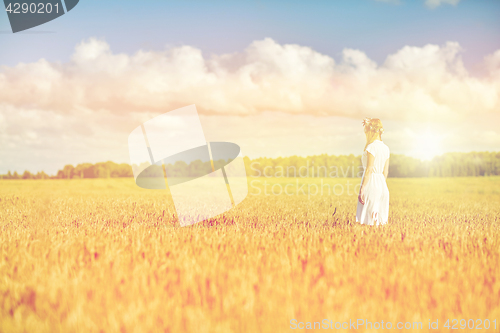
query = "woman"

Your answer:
(356, 118), (390, 226)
